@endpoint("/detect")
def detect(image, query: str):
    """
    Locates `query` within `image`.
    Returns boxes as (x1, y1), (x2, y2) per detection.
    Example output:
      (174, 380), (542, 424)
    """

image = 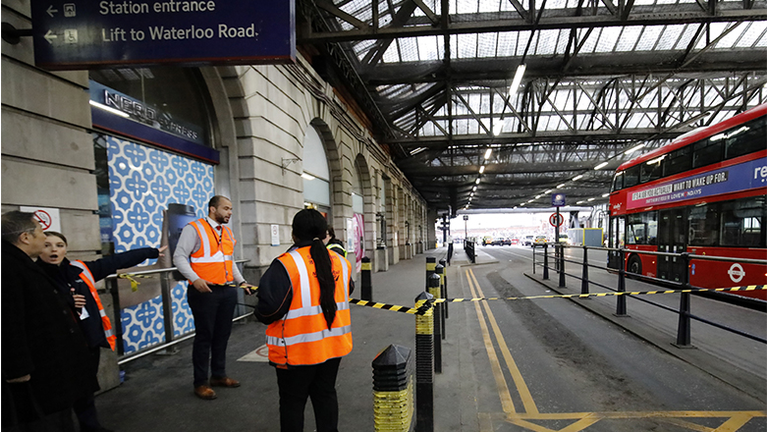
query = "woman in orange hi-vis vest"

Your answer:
(37, 231), (165, 432)
(255, 209), (354, 432)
